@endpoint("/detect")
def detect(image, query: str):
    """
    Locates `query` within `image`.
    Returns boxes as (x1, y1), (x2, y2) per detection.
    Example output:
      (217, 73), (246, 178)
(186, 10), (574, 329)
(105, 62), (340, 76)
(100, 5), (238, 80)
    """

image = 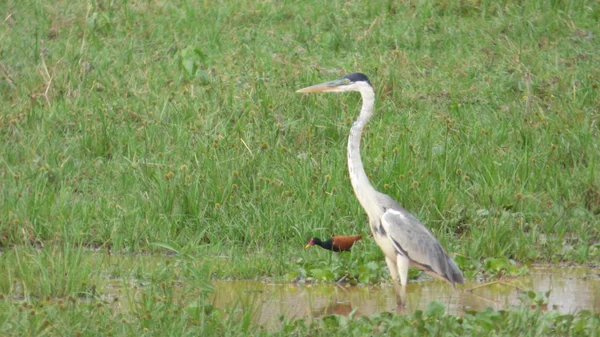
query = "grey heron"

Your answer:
(297, 73), (463, 304)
